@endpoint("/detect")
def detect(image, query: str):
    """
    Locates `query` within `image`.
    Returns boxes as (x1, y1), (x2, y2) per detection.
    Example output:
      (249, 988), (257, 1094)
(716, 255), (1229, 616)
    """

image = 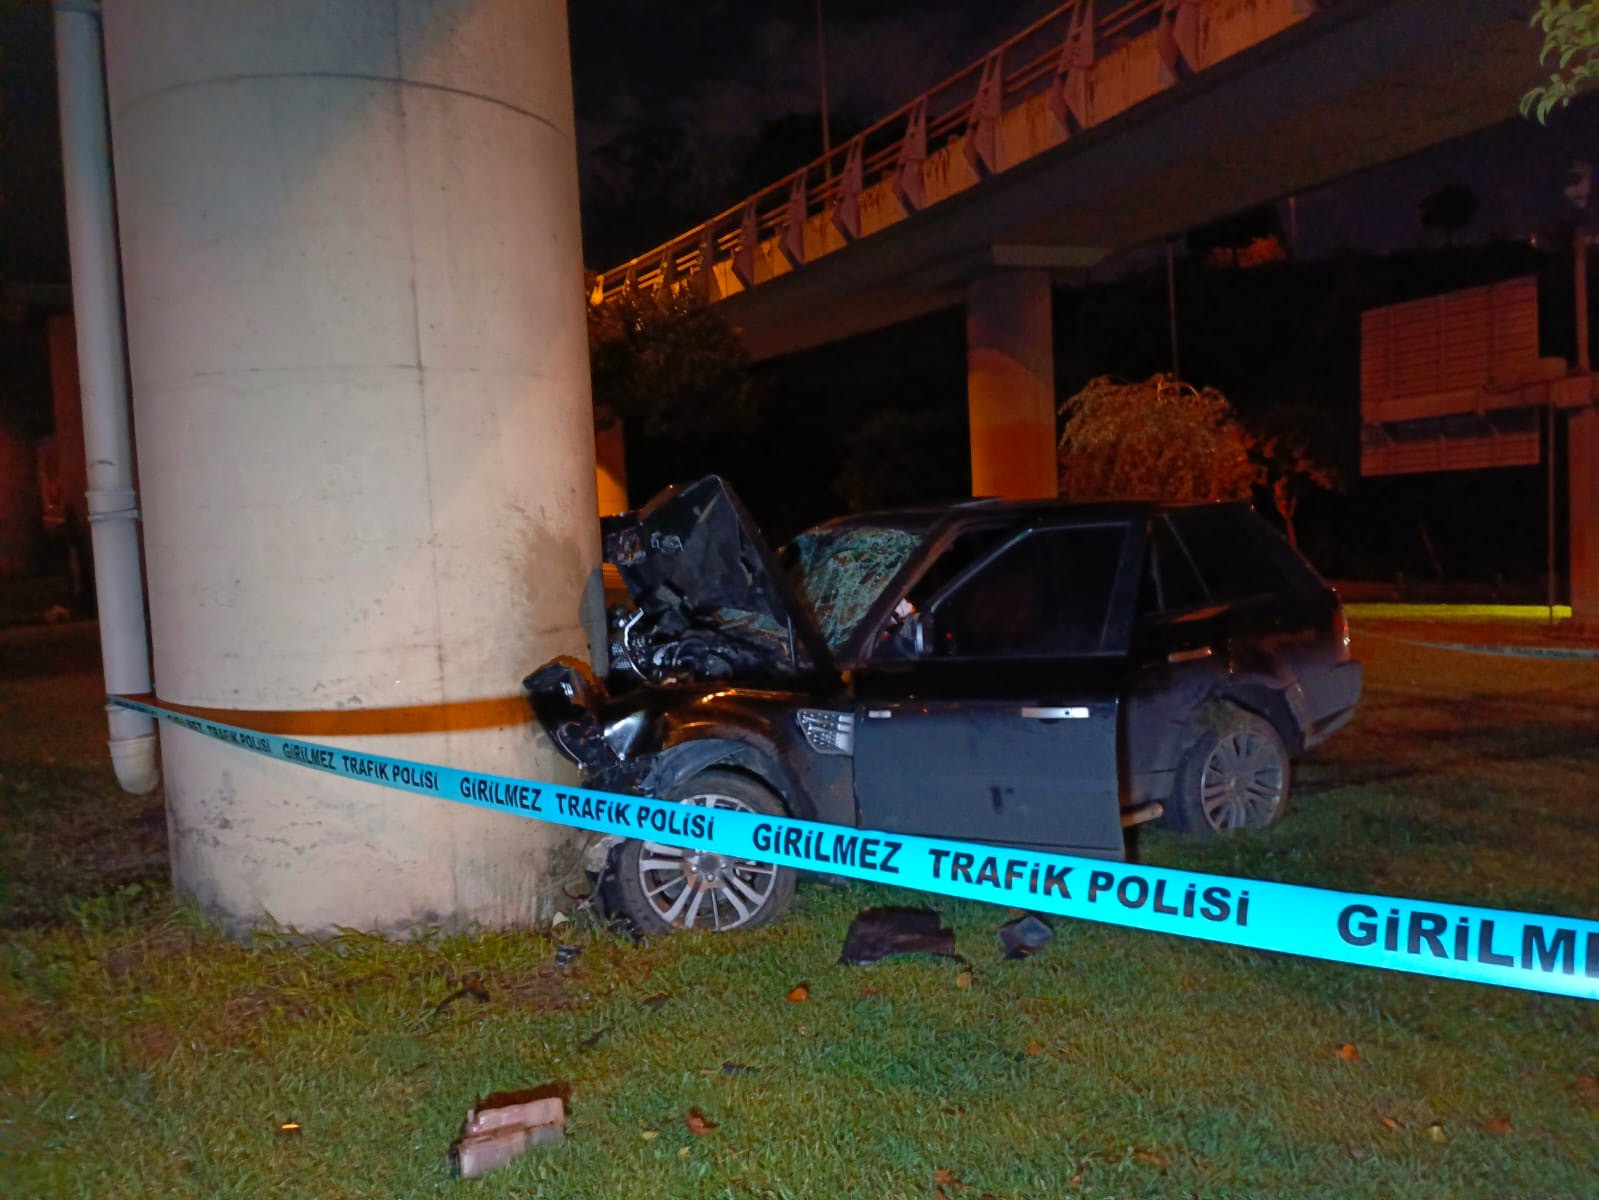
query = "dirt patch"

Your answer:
(223, 987), (315, 1027)
(492, 964), (581, 1012)
(103, 928), (194, 984)
(124, 1022), (182, 1067)
(0, 991), (59, 1048)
